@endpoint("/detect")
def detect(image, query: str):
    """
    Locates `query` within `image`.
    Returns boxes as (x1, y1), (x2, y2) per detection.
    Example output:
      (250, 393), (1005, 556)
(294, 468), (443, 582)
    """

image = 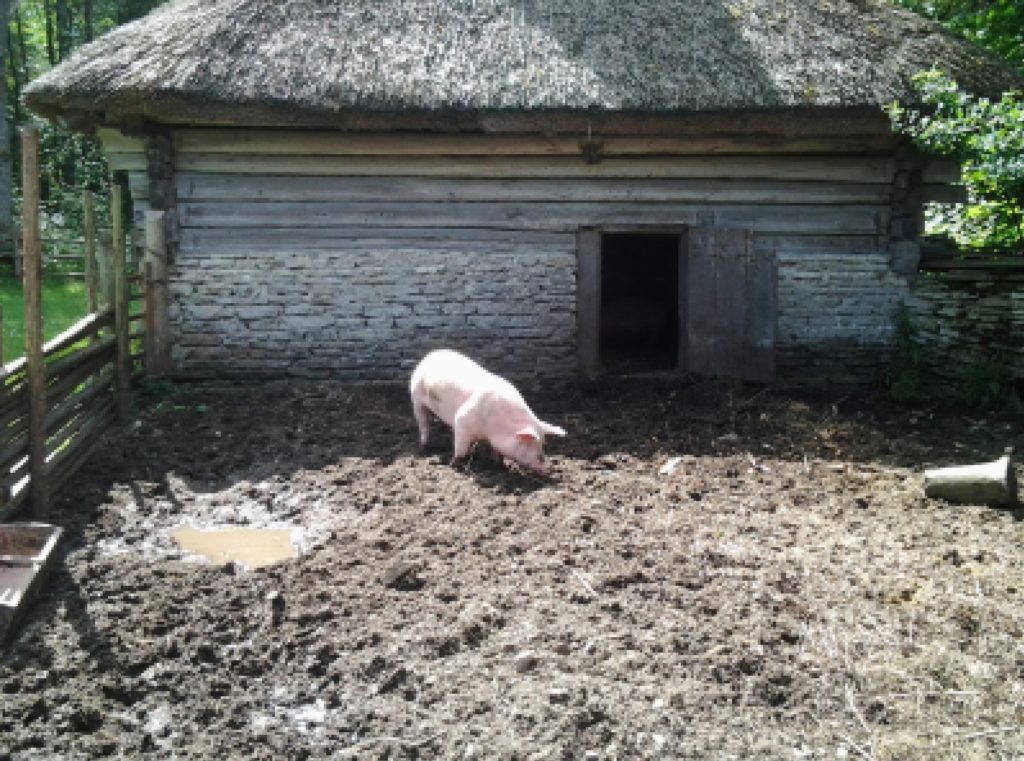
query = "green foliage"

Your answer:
(892, 0), (1024, 72)
(0, 275), (88, 363)
(957, 354), (1015, 410)
(883, 305), (927, 403)
(887, 70), (1024, 248)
